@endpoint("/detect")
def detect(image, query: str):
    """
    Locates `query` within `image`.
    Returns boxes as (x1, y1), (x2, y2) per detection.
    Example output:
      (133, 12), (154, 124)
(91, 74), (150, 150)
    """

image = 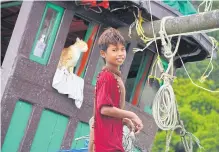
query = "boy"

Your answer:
(89, 28), (143, 152)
